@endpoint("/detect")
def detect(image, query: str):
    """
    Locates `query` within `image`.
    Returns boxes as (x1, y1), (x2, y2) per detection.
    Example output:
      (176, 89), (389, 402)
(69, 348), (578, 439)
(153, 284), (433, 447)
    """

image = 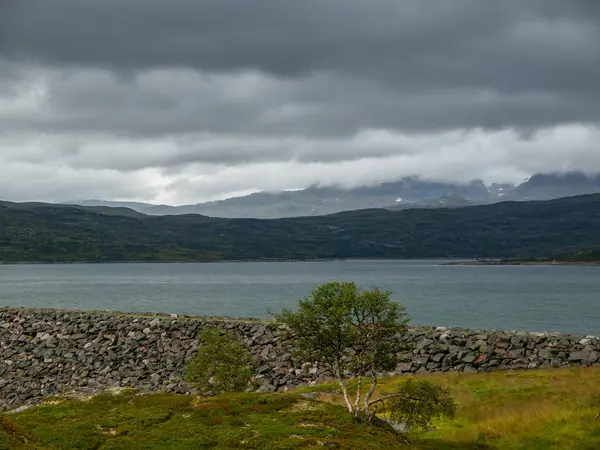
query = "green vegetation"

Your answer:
(275, 282), (406, 416)
(3, 367), (600, 448)
(275, 281), (455, 434)
(308, 366), (600, 448)
(549, 250), (600, 263)
(186, 329), (256, 395)
(386, 367), (600, 449)
(1, 194), (600, 262)
(0, 391), (406, 449)
(384, 379), (457, 433)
